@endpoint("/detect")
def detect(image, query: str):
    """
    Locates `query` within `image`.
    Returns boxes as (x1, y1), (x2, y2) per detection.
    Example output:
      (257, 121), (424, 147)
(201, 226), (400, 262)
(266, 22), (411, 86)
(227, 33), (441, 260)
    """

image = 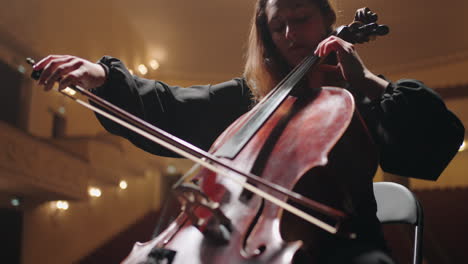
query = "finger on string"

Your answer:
(316, 36), (339, 57)
(39, 56), (73, 85)
(314, 36), (330, 56)
(314, 36), (332, 56)
(45, 60), (83, 91)
(317, 37), (346, 58)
